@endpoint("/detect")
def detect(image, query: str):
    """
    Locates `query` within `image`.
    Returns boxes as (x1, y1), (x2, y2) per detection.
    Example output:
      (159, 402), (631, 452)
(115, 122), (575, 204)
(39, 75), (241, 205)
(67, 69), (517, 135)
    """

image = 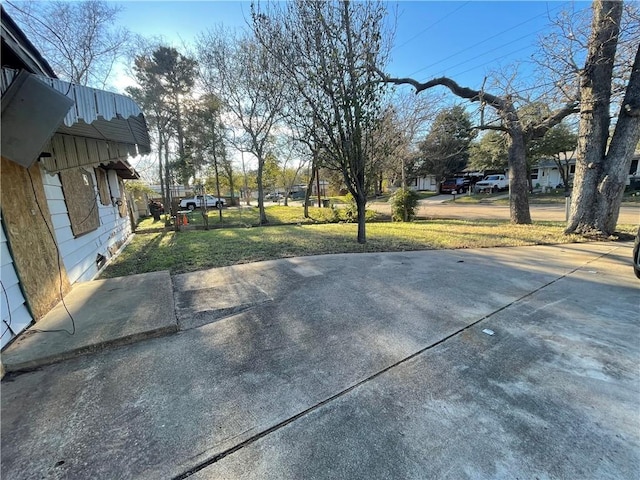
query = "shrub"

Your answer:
(390, 188), (419, 222)
(339, 193), (377, 223)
